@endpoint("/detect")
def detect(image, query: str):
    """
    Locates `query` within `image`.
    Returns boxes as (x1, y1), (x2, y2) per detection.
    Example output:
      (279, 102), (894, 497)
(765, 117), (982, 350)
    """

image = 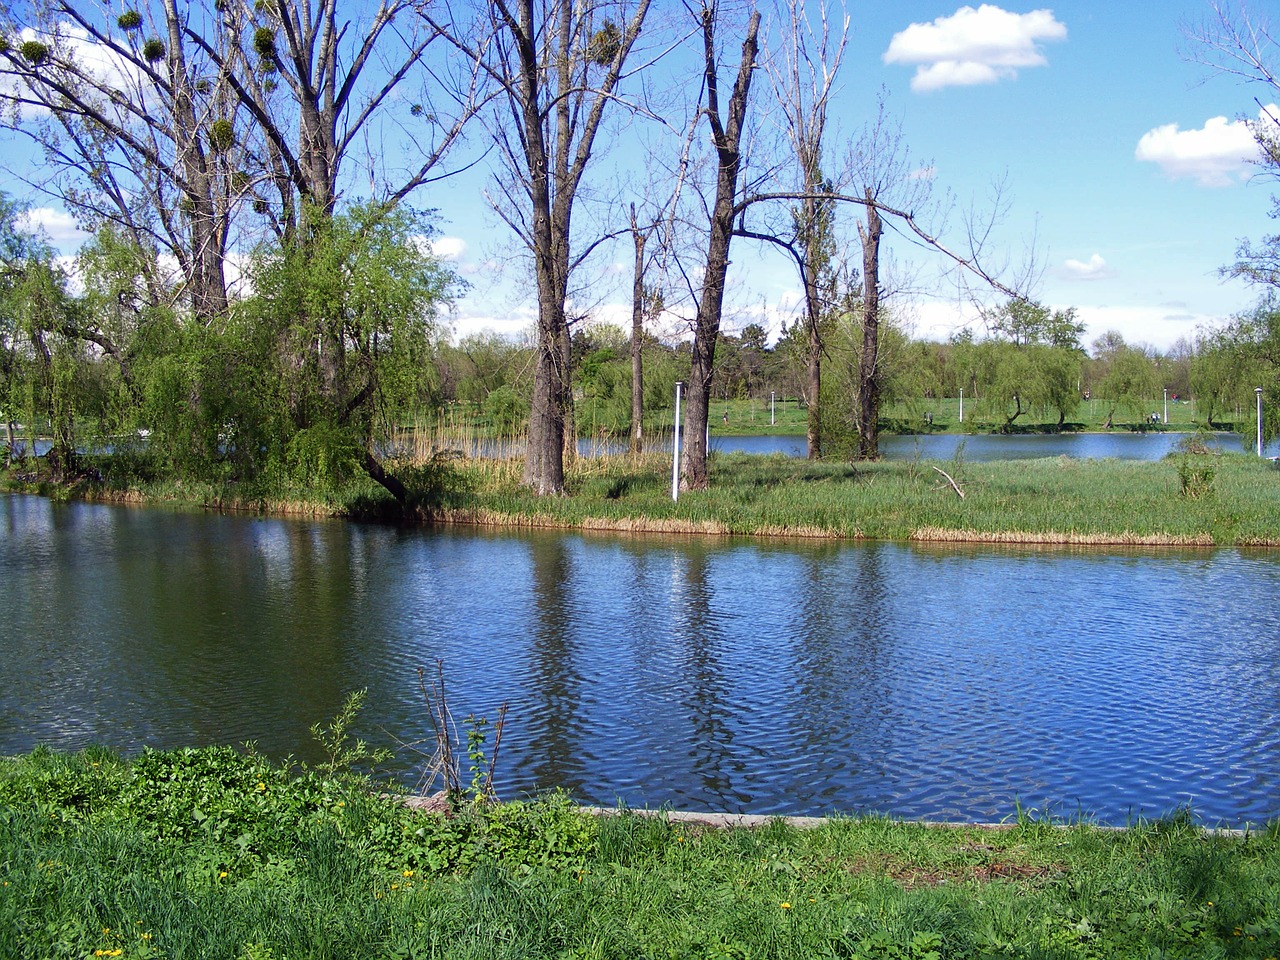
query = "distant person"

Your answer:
(722, 412), (729, 424)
